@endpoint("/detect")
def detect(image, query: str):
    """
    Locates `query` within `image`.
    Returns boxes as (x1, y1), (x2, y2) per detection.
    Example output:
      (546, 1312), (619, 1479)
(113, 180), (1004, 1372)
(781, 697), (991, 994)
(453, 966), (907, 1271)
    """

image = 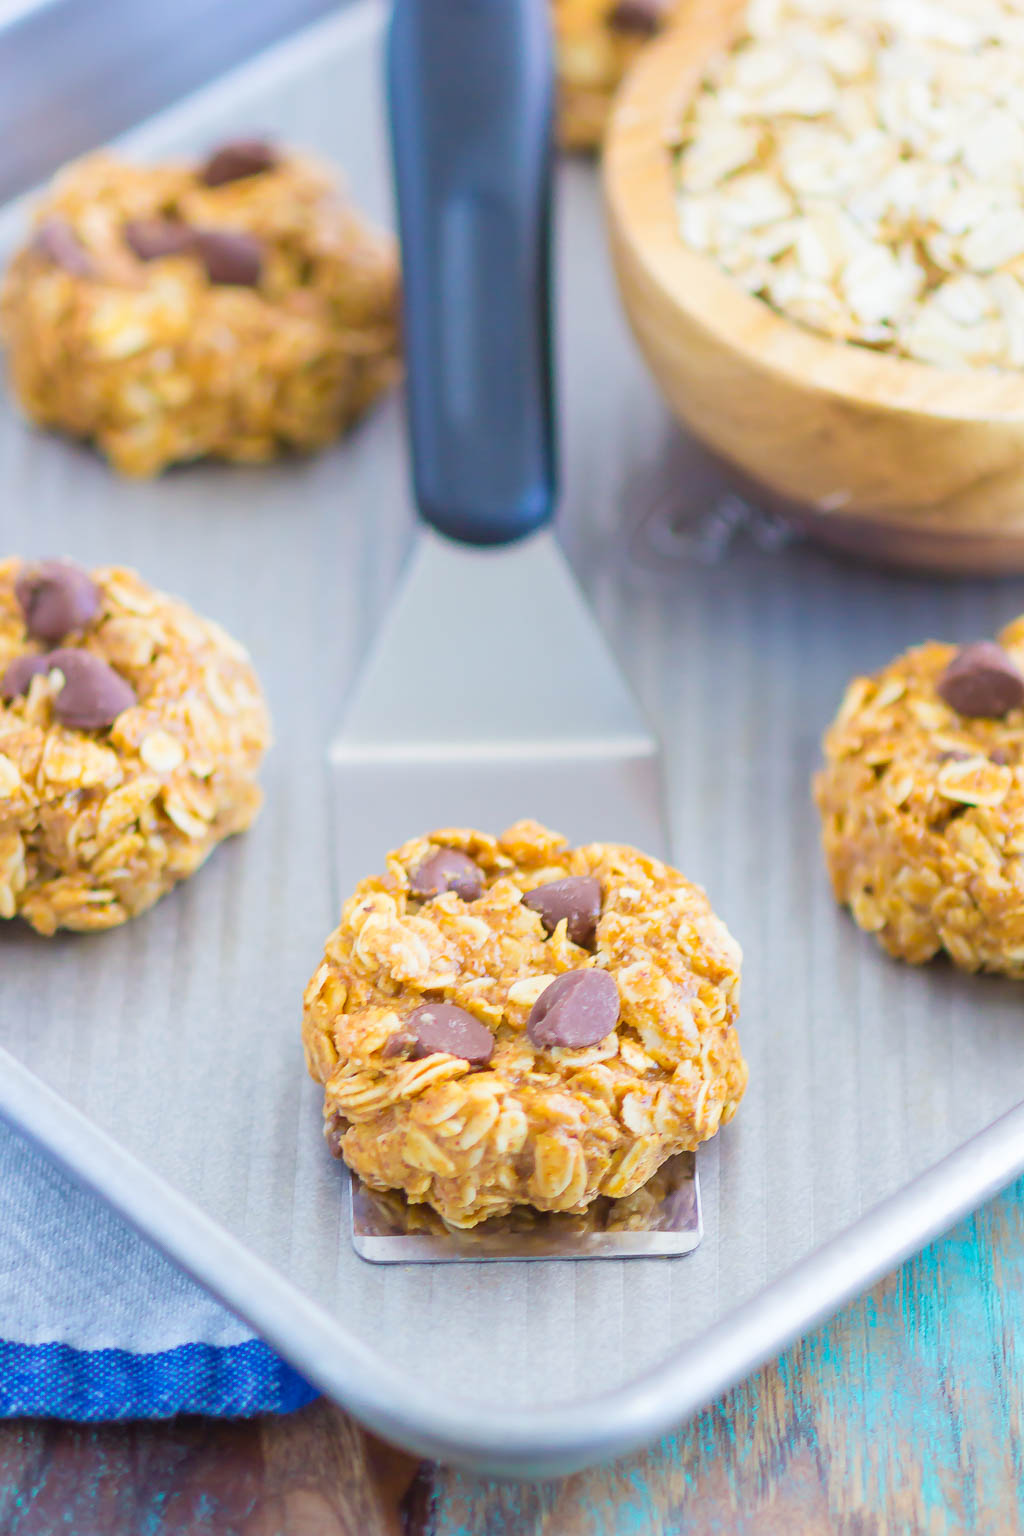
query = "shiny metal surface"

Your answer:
(2, 3), (1024, 1478)
(334, 529), (657, 774)
(350, 1154), (701, 1263)
(0, 0), (341, 199)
